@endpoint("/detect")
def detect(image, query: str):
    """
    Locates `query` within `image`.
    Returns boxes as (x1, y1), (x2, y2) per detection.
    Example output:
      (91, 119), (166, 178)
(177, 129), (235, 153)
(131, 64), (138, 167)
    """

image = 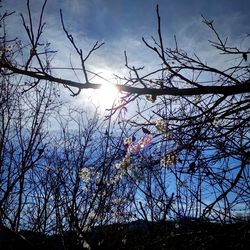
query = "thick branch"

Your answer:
(1, 61), (250, 97)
